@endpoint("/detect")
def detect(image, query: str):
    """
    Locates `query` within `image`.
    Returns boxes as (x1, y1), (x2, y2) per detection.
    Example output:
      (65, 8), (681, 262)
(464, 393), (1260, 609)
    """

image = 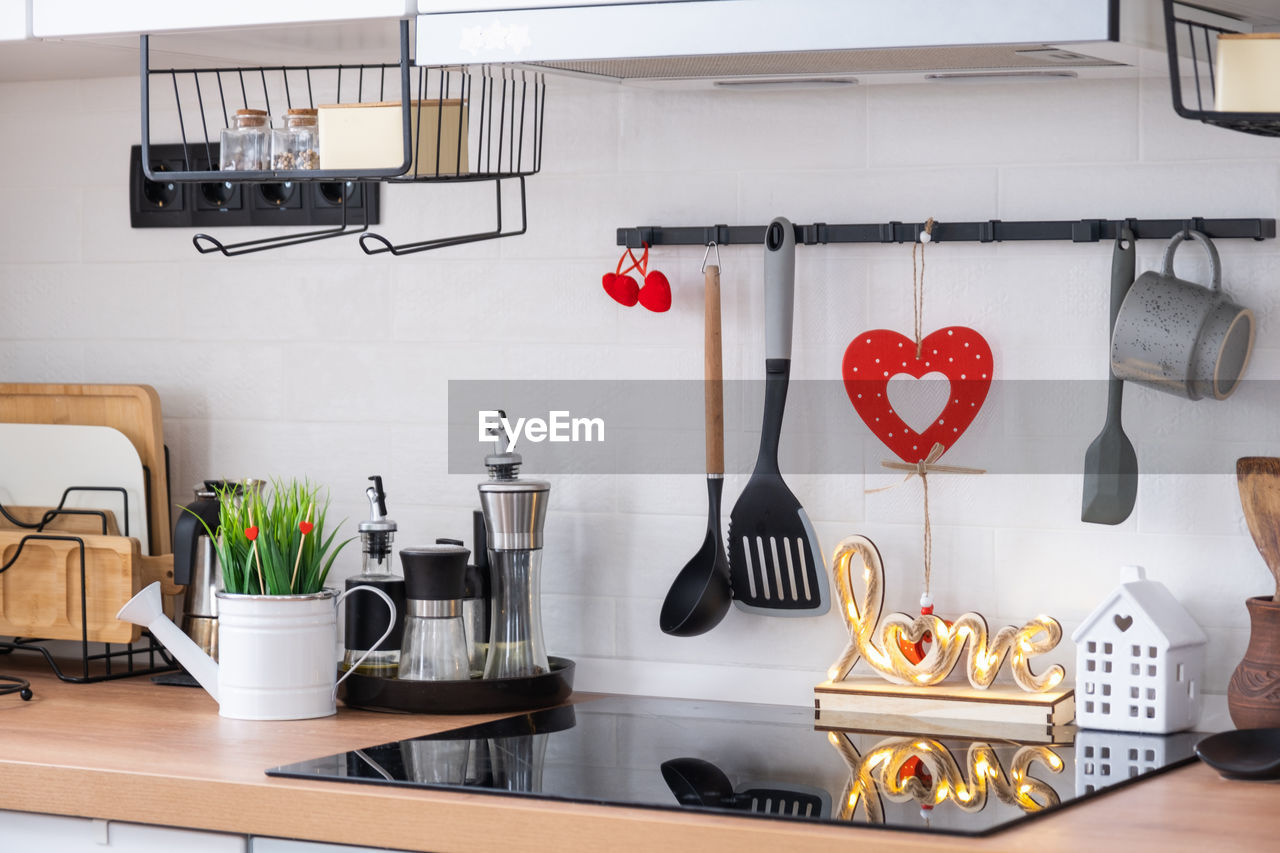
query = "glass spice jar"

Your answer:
(271, 108), (320, 171)
(219, 109), (269, 171)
